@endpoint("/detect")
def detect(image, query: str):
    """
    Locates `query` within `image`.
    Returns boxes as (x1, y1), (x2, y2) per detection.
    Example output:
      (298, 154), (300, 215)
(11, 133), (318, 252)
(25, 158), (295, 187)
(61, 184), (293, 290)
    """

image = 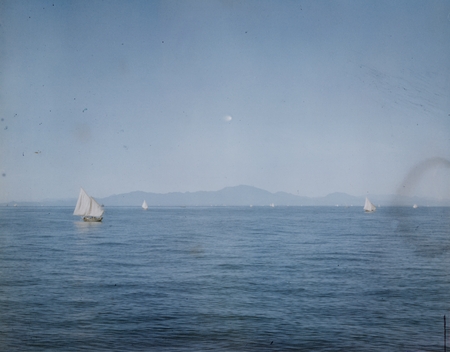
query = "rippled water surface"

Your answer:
(0, 206), (449, 351)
